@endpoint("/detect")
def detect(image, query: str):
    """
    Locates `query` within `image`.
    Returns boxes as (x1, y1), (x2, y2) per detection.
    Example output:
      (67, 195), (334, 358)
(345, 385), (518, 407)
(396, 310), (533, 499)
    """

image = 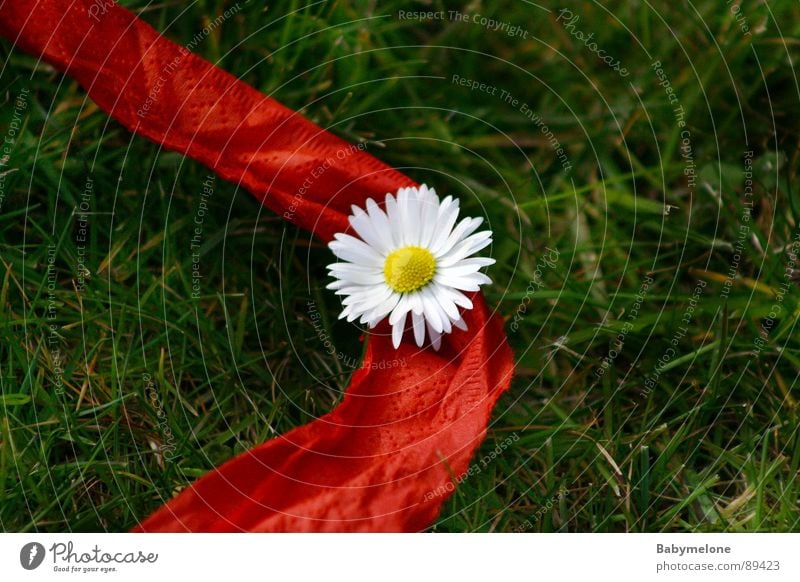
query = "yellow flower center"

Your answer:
(383, 246), (436, 293)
